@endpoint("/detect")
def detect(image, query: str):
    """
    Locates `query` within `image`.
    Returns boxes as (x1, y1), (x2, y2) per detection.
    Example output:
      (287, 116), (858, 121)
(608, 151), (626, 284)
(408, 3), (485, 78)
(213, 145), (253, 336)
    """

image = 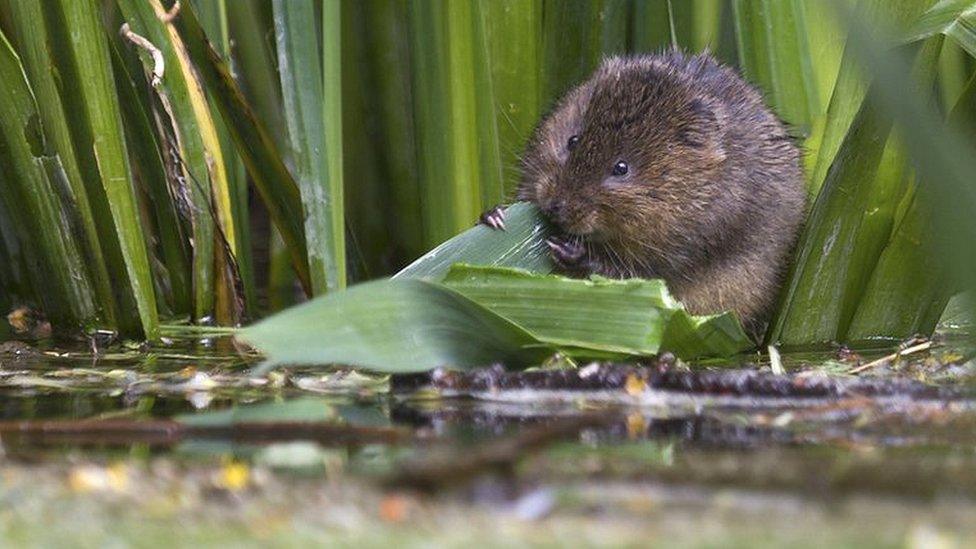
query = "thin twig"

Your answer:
(159, 0), (181, 23)
(847, 341), (933, 375)
(120, 23), (164, 87)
